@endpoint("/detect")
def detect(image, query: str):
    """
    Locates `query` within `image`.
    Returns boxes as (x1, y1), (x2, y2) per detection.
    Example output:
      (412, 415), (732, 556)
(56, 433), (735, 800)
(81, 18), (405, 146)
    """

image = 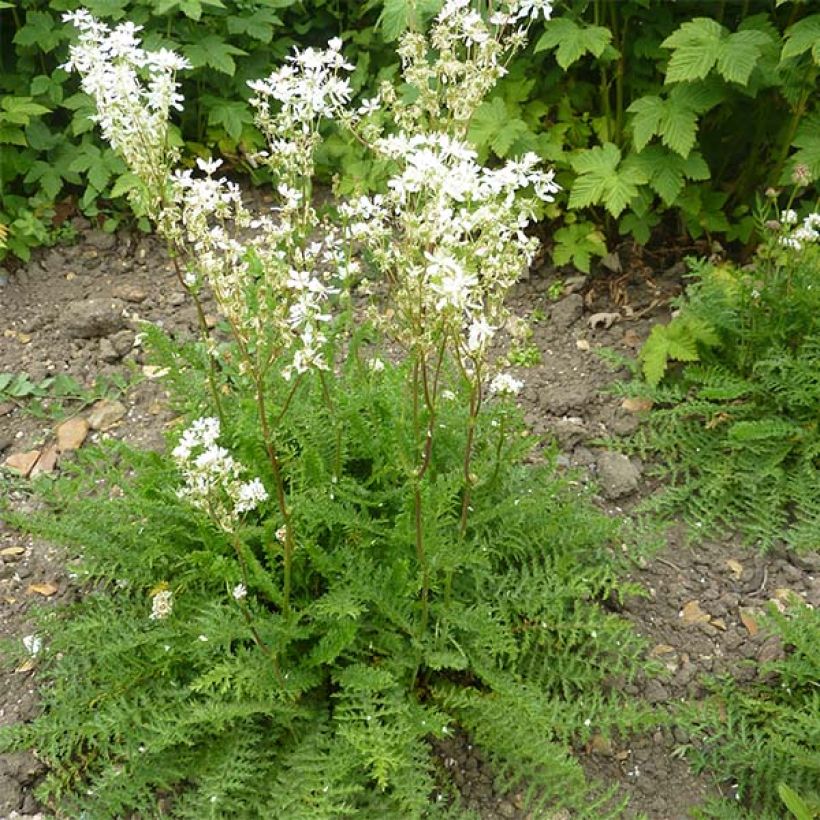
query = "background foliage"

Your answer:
(2, 0), (819, 265)
(623, 226), (819, 551)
